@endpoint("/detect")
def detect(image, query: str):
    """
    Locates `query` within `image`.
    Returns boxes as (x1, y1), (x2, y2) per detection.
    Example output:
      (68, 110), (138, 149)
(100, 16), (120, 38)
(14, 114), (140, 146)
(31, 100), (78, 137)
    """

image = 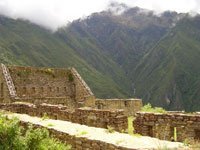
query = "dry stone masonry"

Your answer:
(96, 99), (142, 116)
(134, 112), (200, 142)
(0, 64), (141, 113)
(0, 102), (127, 132)
(0, 64), (199, 147)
